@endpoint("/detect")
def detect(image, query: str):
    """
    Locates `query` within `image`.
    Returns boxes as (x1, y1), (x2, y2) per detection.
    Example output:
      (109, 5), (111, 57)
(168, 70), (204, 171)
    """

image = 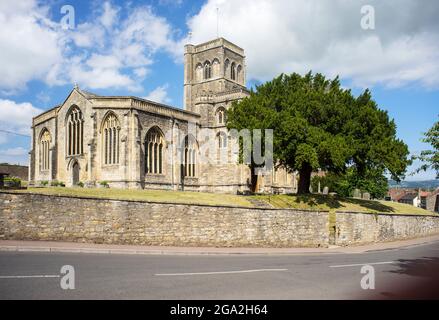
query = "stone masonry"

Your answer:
(0, 192), (328, 248)
(2, 192), (439, 248)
